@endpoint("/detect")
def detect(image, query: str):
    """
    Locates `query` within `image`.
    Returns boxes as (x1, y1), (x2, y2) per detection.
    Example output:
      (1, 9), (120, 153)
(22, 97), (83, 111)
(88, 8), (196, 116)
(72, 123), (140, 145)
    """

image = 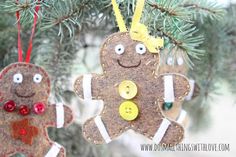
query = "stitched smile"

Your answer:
(117, 59), (141, 68)
(15, 91), (35, 98)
